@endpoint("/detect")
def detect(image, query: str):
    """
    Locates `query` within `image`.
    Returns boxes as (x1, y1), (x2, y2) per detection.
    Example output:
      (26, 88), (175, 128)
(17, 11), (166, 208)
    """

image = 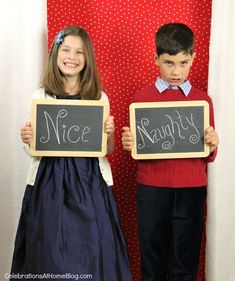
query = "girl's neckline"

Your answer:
(57, 93), (81, 100)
